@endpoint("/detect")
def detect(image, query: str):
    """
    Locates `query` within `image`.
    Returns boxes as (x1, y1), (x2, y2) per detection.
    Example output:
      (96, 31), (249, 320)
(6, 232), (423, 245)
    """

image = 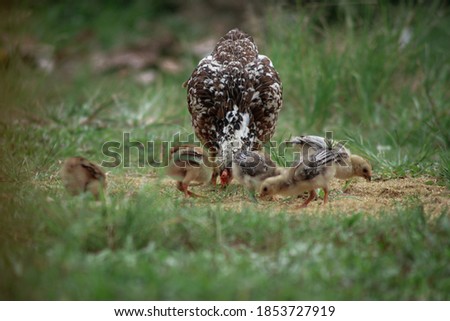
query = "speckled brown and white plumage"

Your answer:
(185, 28), (282, 184)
